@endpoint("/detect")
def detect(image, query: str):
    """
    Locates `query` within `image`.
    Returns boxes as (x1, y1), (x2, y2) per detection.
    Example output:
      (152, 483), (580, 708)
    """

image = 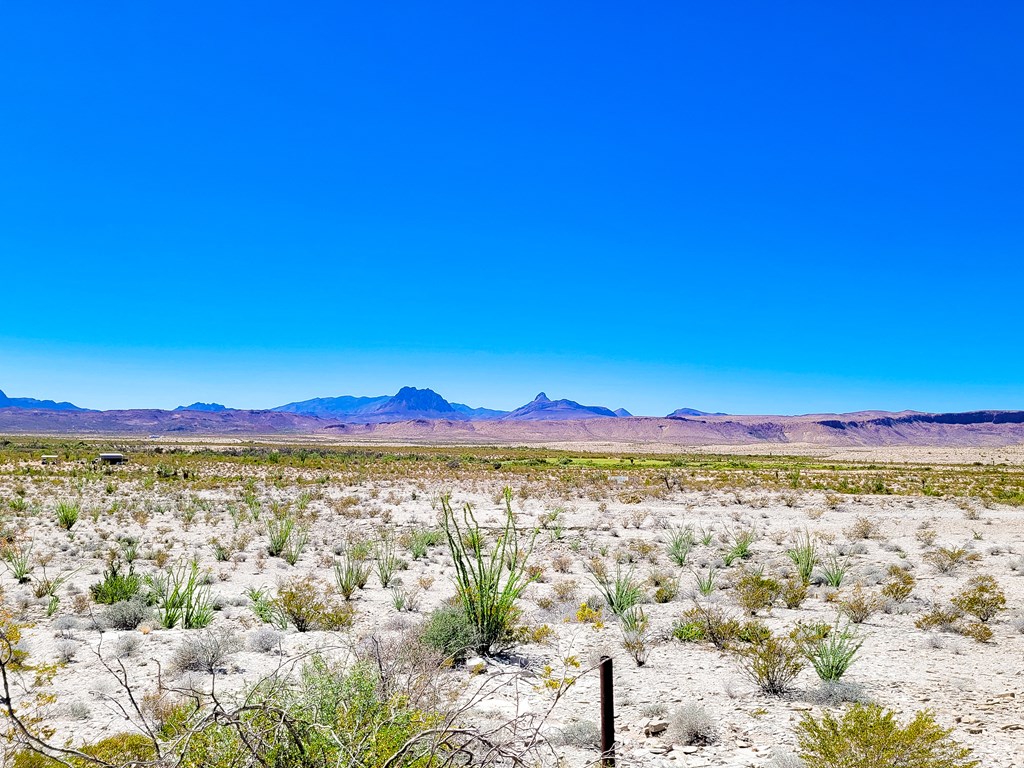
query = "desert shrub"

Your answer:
(950, 574), (1006, 622)
(799, 622), (862, 681)
(553, 721), (601, 749)
(669, 703), (717, 746)
(957, 622), (993, 643)
(796, 703), (979, 768)
(925, 546), (980, 575)
(441, 488), (537, 654)
(811, 679), (871, 706)
(679, 601), (742, 649)
(55, 500), (80, 531)
(90, 561), (141, 605)
(915, 605), (964, 633)
(734, 631), (804, 695)
(103, 596), (152, 630)
(734, 568), (782, 615)
(881, 564), (915, 602)
(147, 561), (214, 629)
(421, 606), (478, 663)
(113, 633), (143, 659)
(782, 575), (809, 609)
(278, 575), (354, 632)
(845, 516), (877, 540)
(169, 629), (242, 676)
(648, 569), (679, 603)
(249, 627), (283, 653)
(838, 583), (883, 624)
